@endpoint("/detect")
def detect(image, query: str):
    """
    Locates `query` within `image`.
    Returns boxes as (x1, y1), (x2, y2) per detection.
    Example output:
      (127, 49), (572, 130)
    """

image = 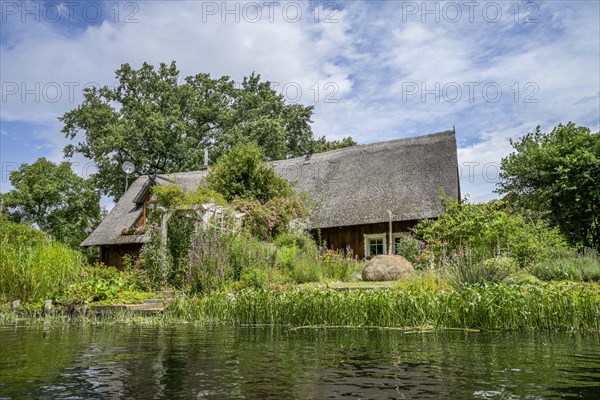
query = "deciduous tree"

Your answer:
(3, 158), (101, 247)
(497, 123), (600, 249)
(61, 61), (353, 200)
